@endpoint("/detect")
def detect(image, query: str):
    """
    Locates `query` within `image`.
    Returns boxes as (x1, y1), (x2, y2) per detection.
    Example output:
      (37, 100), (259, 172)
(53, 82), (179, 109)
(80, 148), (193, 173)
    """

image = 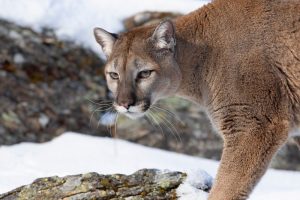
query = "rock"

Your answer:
(0, 169), (210, 200)
(123, 11), (181, 30)
(0, 19), (112, 145)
